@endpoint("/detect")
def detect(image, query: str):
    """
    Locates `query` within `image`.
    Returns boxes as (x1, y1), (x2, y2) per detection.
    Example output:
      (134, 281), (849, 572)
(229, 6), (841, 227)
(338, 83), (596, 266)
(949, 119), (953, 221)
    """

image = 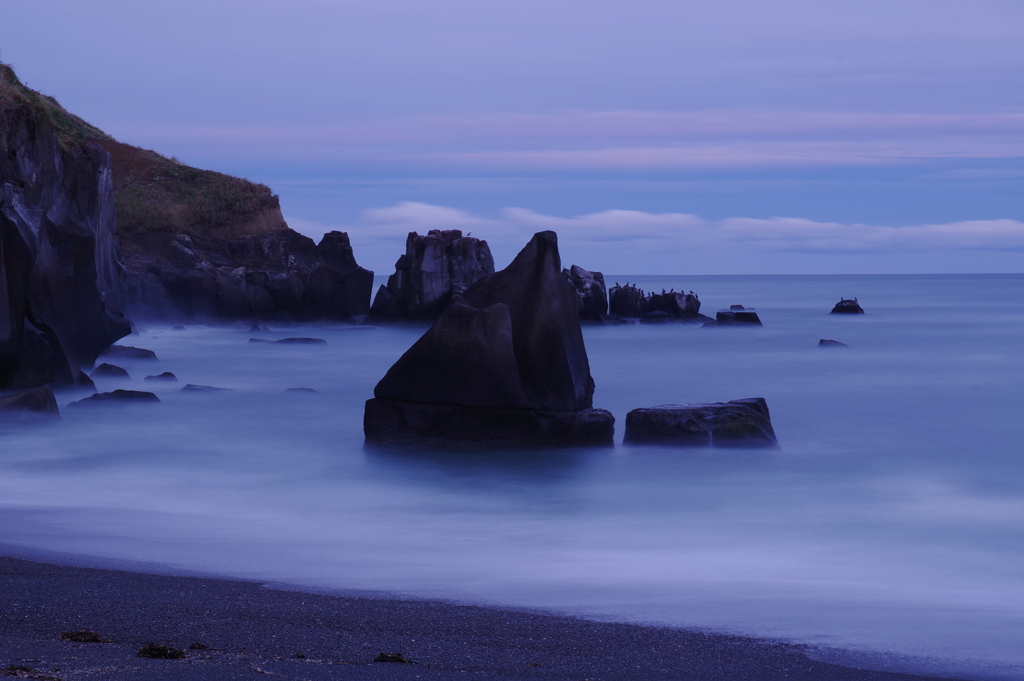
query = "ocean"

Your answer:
(1, 273), (1022, 680)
